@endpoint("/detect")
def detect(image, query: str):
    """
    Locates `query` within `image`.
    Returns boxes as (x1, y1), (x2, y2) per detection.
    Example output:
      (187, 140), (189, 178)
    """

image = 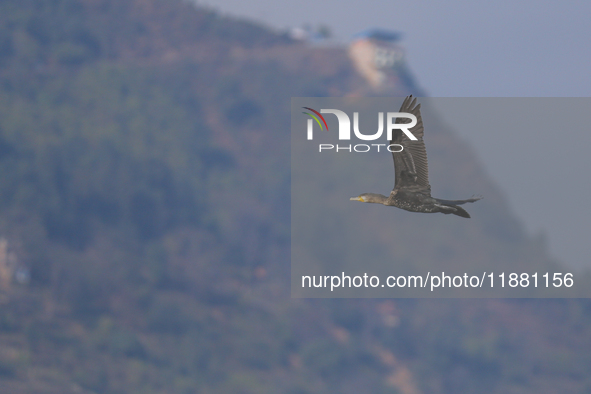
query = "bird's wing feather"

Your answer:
(390, 96), (431, 195)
